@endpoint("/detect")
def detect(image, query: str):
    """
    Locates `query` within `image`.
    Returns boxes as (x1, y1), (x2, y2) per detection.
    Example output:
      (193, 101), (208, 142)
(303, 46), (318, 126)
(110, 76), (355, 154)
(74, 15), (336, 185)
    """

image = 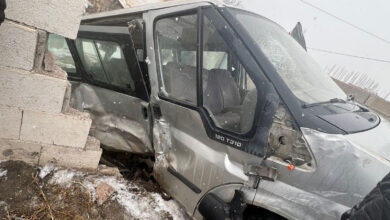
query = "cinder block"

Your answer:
(0, 108), (22, 139)
(0, 21), (37, 71)
(39, 145), (102, 170)
(34, 30), (48, 71)
(5, 0), (85, 39)
(20, 110), (92, 149)
(85, 136), (101, 151)
(0, 139), (42, 165)
(0, 67), (67, 113)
